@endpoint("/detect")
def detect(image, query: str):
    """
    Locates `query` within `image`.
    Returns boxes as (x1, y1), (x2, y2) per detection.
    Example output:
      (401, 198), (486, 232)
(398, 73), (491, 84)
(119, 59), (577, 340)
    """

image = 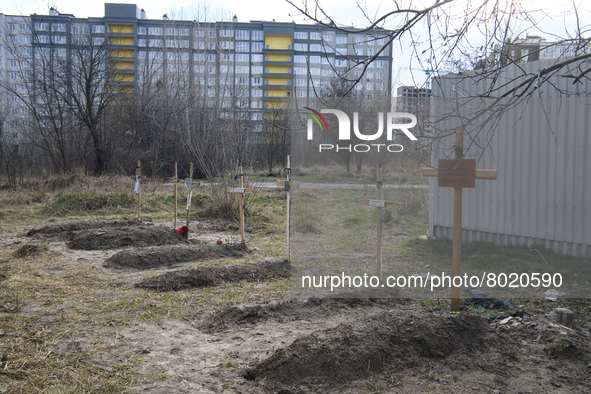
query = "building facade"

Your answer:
(475, 35), (591, 69)
(0, 3), (393, 142)
(429, 58), (591, 258)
